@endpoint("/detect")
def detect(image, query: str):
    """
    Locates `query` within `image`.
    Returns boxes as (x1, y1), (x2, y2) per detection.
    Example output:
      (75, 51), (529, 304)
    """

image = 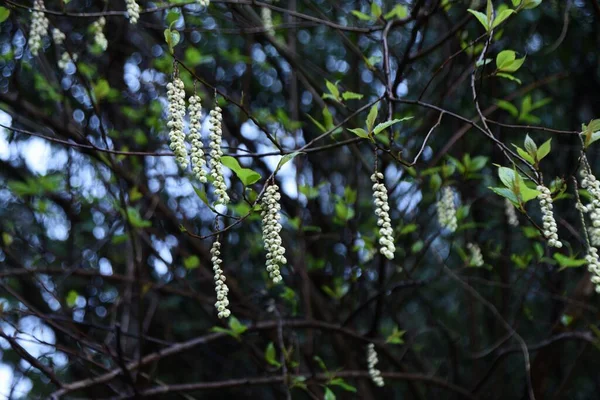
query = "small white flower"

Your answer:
(196, 0), (210, 6)
(261, 184), (286, 283)
(188, 95), (208, 183)
(126, 0), (140, 24)
(579, 165), (600, 246)
(57, 51), (77, 72)
(504, 198), (519, 227)
(208, 104), (230, 204)
(52, 28), (65, 45)
(29, 0), (49, 56)
(167, 76), (188, 169)
(536, 184), (562, 248)
(261, 7), (275, 36)
(367, 343), (384, 387)
(91, 17), (108, 51)
(211, 240), (231, 318)
(437, 186), (457, 232)
(467, 242), (484, 267)
(371, 172), (395, 260)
